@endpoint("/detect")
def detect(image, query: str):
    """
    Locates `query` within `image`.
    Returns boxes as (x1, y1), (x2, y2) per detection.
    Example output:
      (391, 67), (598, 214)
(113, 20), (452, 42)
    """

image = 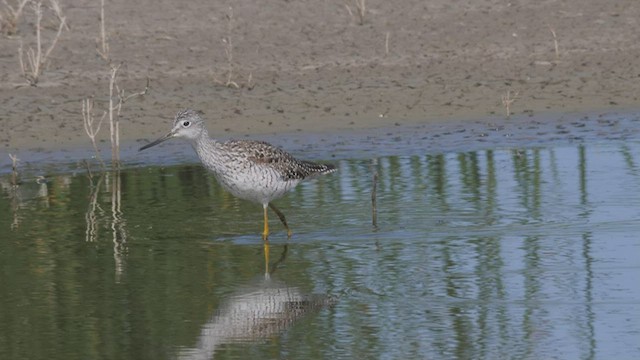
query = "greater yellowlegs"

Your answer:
(139, 109), (337, 241)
